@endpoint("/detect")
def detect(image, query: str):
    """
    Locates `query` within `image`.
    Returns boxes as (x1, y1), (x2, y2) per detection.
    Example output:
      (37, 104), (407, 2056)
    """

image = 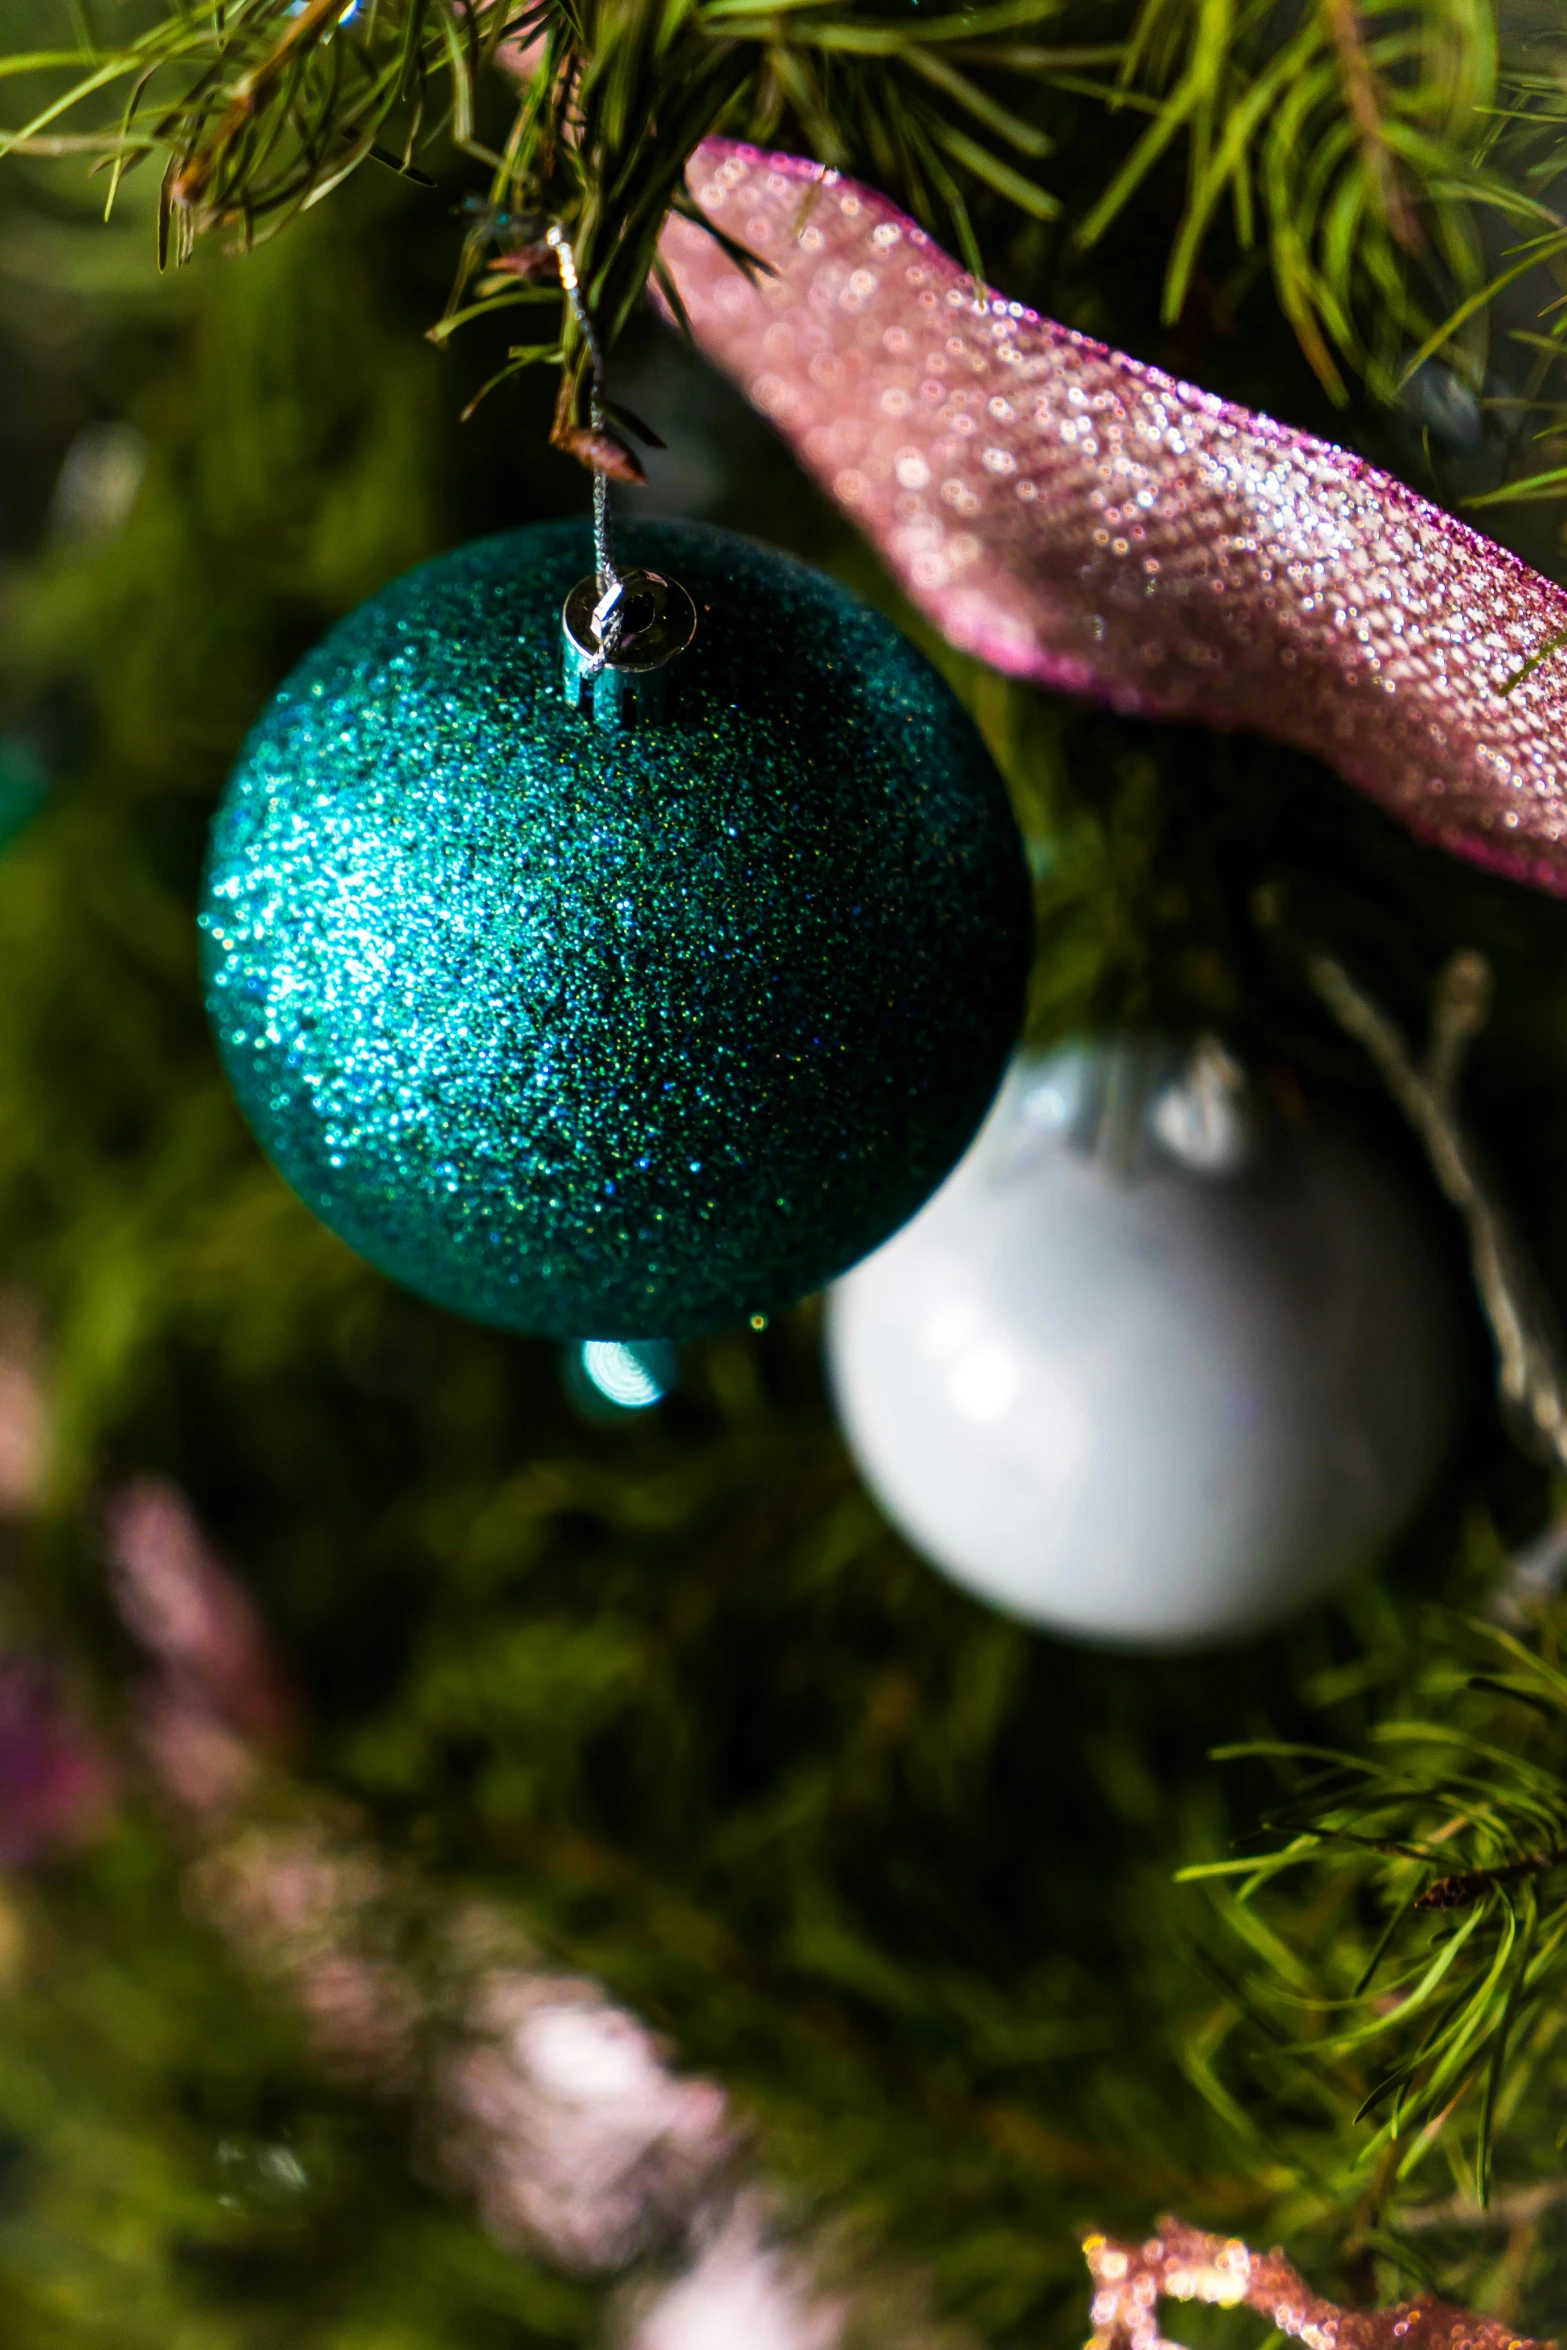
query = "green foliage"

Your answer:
(1436, 65), (1567, 508)
(442, 0), (1077, 443)
(1182, 1607), (1567, 2235)
(0, 0), (1068, 454)
(3, 0), (1564, 446)
(1109, 0), (1513, 397)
